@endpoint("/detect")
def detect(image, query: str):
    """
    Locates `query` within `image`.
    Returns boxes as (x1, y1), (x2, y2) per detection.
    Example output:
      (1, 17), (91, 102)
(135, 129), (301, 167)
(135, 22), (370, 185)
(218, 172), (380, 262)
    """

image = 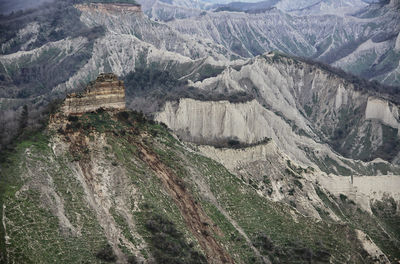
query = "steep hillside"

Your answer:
(156, 52), (400, 166)
(137, 0), (208, 20)
(210, 0), (368, 15)
(275, 0), (368, 15)
(164, 1), (400, 86)
(1, 109), (399, 263)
